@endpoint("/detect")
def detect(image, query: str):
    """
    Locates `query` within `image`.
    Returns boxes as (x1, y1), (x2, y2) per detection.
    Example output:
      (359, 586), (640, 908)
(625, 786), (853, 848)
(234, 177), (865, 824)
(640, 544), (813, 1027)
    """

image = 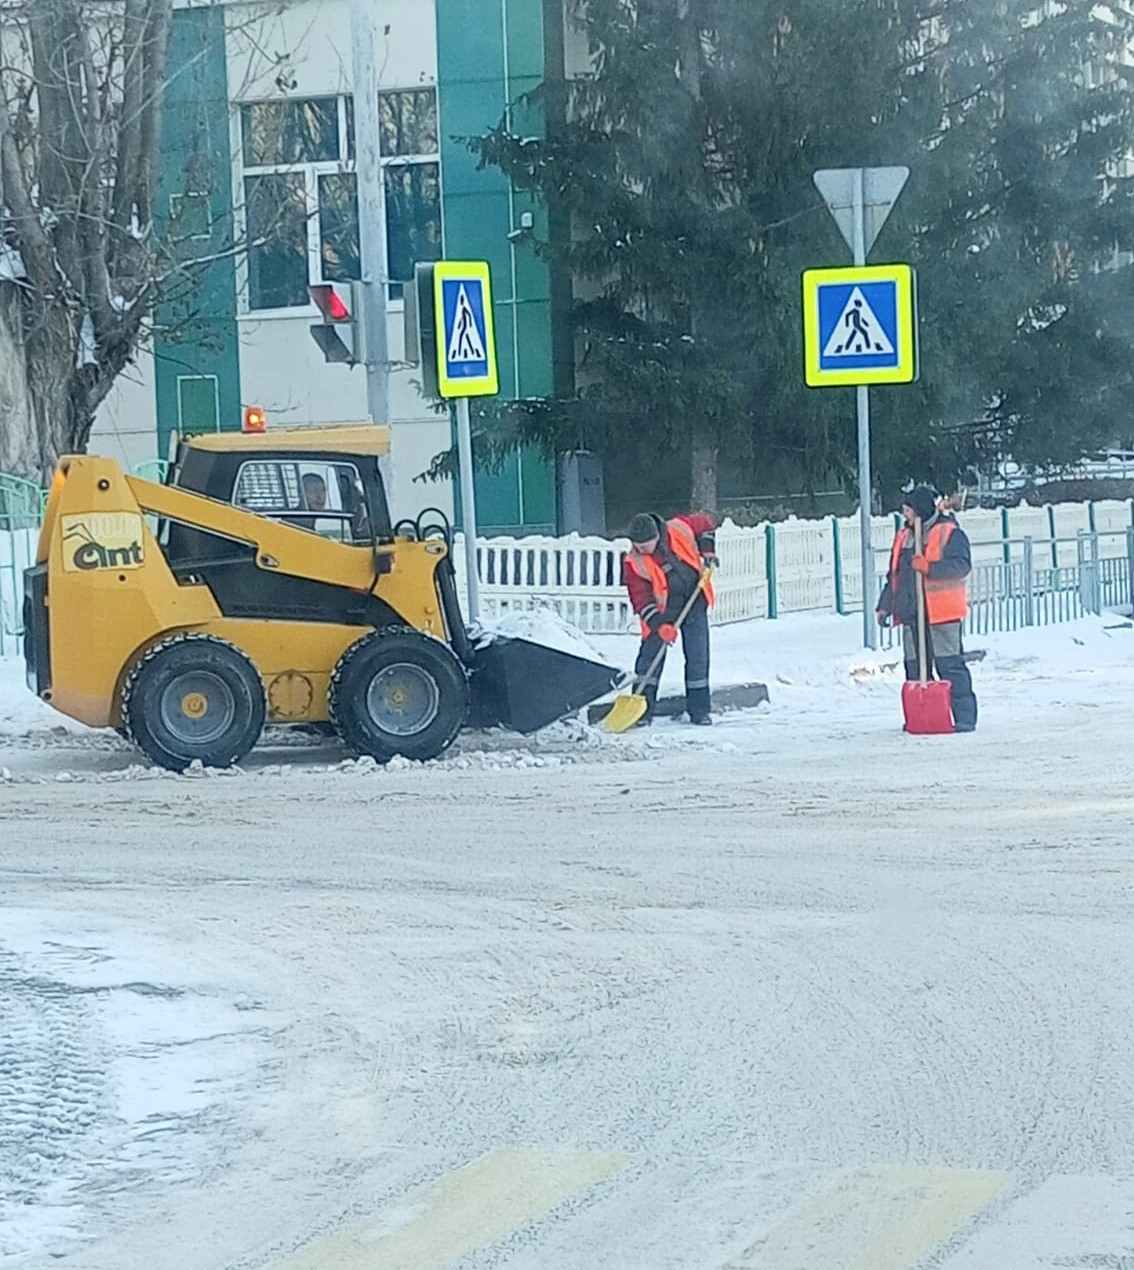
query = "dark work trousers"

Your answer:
(902, 618), (978, 731)
(634, 594), (711, 720)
